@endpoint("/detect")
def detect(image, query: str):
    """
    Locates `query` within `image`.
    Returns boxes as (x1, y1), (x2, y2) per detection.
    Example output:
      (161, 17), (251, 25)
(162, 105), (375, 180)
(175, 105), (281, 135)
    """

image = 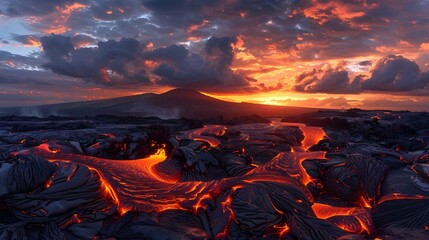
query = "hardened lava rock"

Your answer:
(0, 155), (117, 239)
(1, 112), (429, 239)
